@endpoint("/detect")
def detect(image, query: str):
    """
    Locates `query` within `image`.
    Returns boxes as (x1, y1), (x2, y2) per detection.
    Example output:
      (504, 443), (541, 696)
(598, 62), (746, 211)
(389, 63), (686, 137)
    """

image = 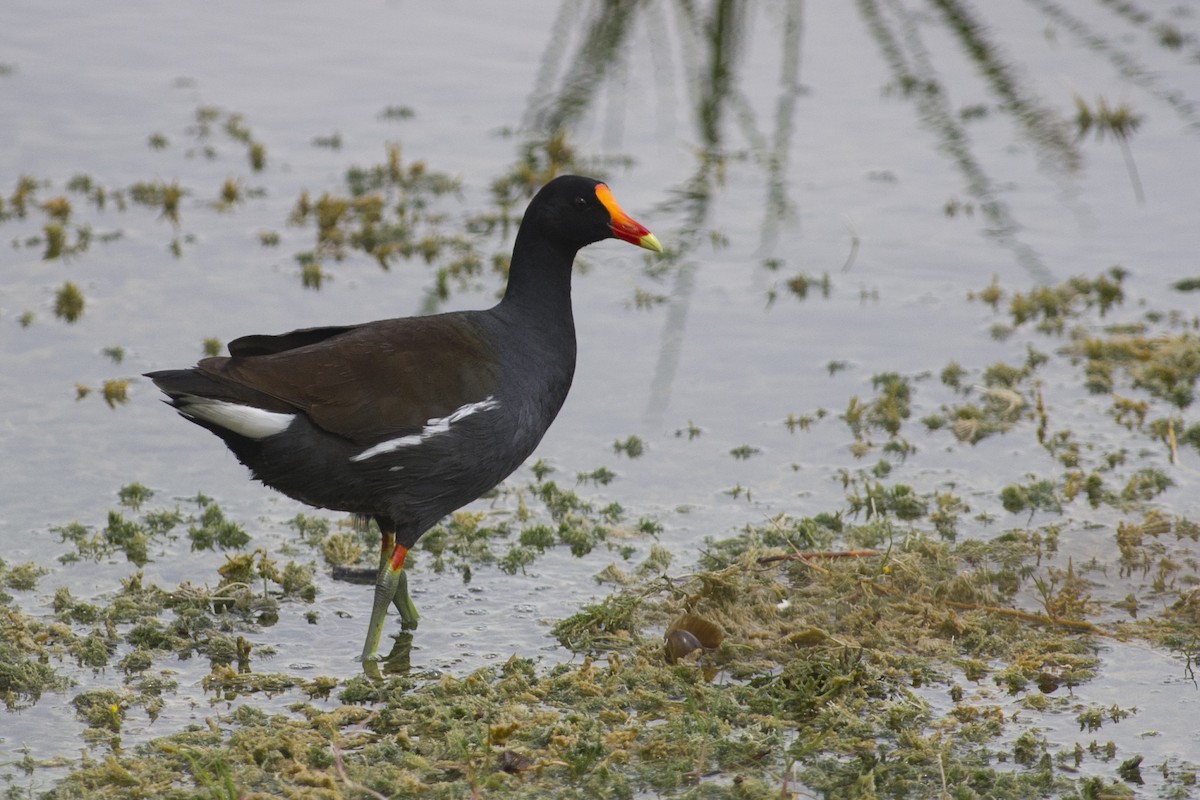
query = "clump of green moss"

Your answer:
(1066, 331), (1200, 410)
(35, 518), (1146, 798)
(187, 500), (250, 550)
(0, 636), (71, 711)
(287, 143), (471, 285)
(999, 269), (1126, 334)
